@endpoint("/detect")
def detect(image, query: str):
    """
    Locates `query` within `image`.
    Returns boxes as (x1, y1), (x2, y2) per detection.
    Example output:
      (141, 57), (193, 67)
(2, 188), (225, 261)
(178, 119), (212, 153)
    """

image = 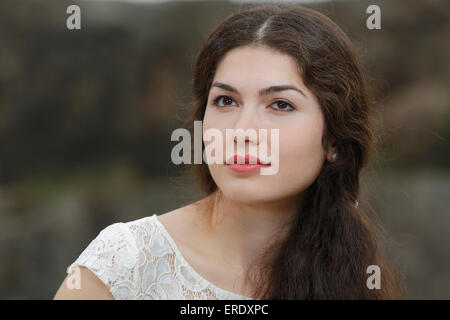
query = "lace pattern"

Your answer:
(66, 214), (254, 300)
